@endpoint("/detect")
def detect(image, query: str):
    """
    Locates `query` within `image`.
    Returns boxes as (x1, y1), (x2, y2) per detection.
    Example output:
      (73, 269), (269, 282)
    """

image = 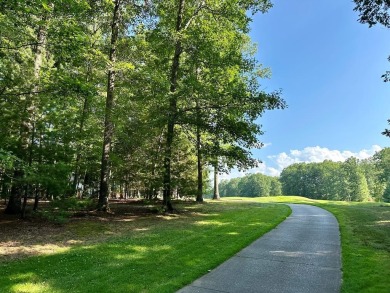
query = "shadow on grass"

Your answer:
(0, 202), (290, 293)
